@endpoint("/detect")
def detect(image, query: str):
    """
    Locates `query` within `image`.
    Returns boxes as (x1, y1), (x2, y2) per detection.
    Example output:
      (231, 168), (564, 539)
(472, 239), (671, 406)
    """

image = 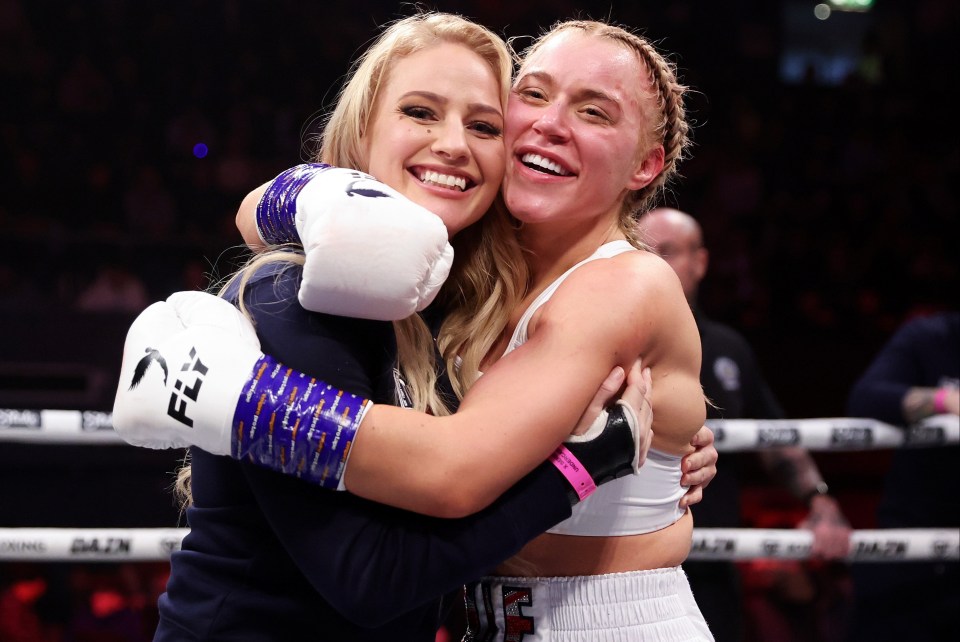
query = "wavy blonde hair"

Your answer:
(175, 12), (514, 508)
(320, 11), (513, 419)
(440, 19), (691, 400)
